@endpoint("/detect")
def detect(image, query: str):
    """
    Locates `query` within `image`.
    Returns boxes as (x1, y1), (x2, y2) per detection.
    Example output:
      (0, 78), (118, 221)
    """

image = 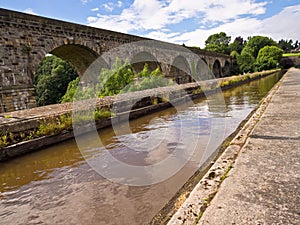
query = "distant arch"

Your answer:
(130, 51), (160, 73)
(212, 60), (222, 78)
(222, 61), (231, 77)
(169, 55), (191, 84)
(196, 59), (212, 81)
